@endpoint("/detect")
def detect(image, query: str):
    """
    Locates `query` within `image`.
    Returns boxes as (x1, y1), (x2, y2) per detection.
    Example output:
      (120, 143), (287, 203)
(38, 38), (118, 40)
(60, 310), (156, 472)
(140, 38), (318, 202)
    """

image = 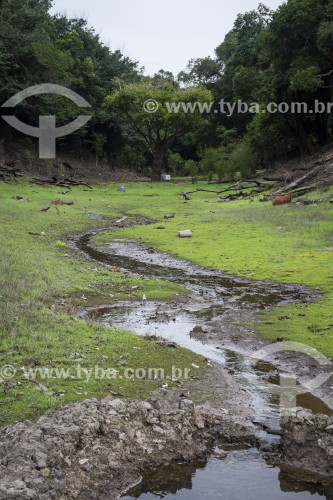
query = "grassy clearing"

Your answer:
(1, 179), (332, 425)
(93, 182), (333, 359)
(0, 181), (204, 426)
